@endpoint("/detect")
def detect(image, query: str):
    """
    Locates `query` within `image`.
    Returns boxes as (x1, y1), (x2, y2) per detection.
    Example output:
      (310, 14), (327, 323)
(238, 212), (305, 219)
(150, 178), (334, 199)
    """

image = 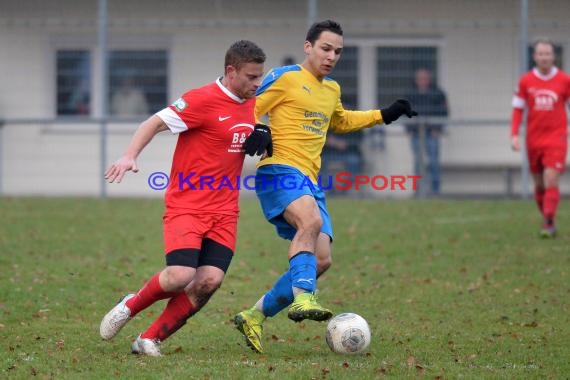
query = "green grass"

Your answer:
(0, 197), (568, 379)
